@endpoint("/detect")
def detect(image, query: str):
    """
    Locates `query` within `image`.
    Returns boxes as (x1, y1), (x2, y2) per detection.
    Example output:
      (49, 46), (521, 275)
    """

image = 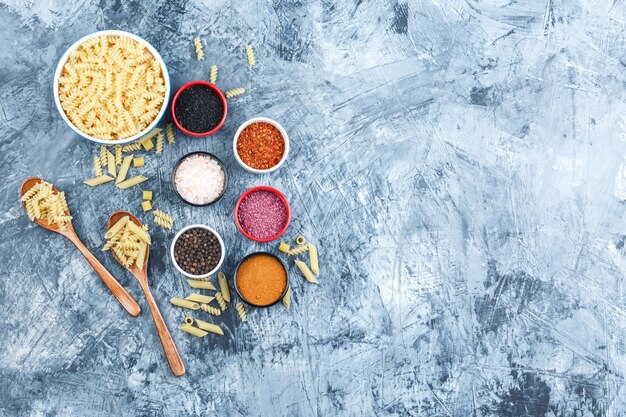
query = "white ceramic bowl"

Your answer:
(170, 224), (225, 279)
(53, 30), (171, 145)
(233, 117), (290, 174)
